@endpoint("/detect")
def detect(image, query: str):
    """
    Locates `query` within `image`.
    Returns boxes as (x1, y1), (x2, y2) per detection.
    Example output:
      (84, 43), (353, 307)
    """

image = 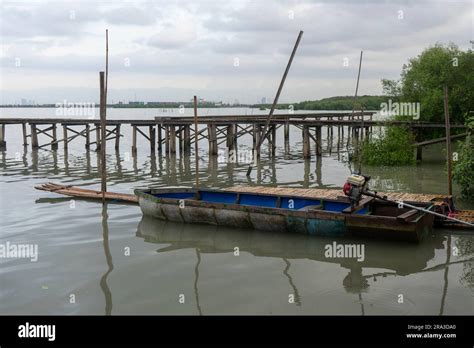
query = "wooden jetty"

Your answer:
(0, 112), (467, 160)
